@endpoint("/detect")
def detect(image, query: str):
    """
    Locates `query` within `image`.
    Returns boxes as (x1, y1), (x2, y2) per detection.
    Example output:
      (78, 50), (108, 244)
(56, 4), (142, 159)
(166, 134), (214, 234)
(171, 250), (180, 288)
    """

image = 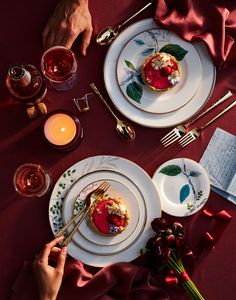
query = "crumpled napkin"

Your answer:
(153, 0), (236, 68)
